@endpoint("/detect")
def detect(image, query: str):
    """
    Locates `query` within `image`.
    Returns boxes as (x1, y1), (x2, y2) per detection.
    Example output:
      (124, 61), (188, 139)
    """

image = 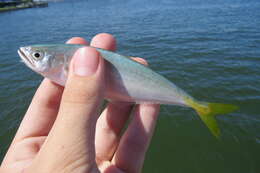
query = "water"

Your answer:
(0, 0), (259, 172)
